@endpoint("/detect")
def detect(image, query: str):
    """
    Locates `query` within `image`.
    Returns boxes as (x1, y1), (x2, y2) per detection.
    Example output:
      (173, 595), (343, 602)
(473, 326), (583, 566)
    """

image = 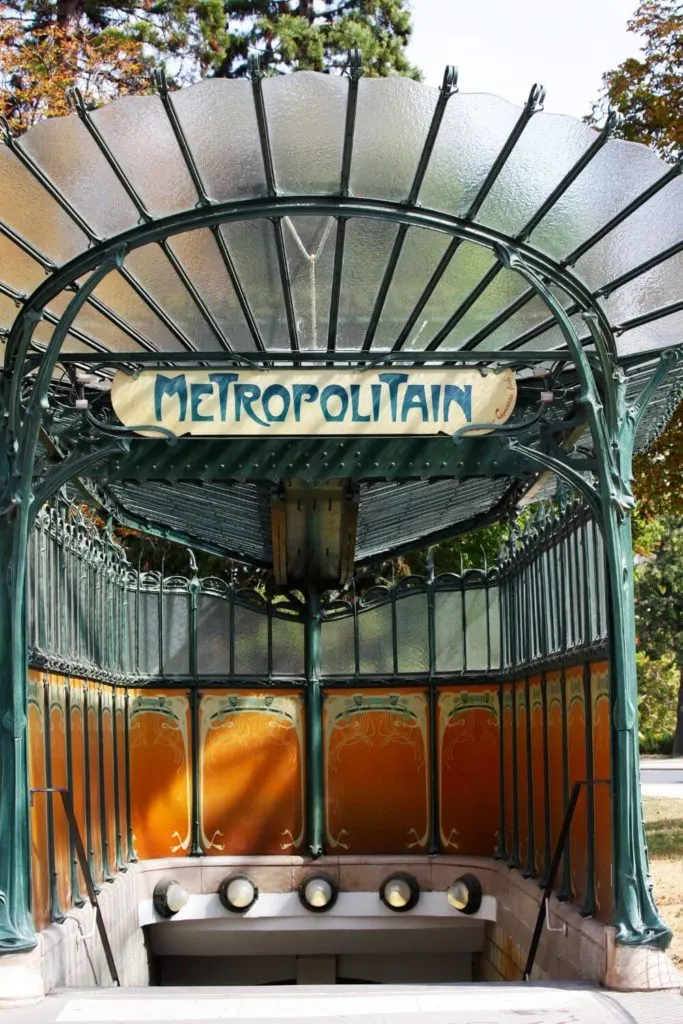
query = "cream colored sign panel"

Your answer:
(110, 368), (517, 437)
